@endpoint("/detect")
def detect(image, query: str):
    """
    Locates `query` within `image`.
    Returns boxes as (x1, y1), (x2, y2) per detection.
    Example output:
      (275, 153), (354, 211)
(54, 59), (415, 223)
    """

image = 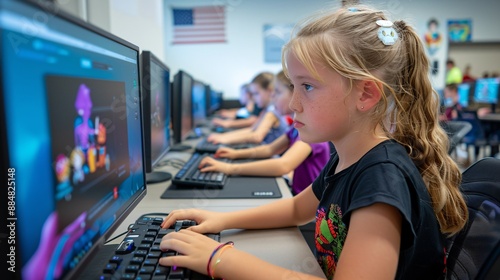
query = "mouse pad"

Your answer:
(161, 177), (282, 199)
